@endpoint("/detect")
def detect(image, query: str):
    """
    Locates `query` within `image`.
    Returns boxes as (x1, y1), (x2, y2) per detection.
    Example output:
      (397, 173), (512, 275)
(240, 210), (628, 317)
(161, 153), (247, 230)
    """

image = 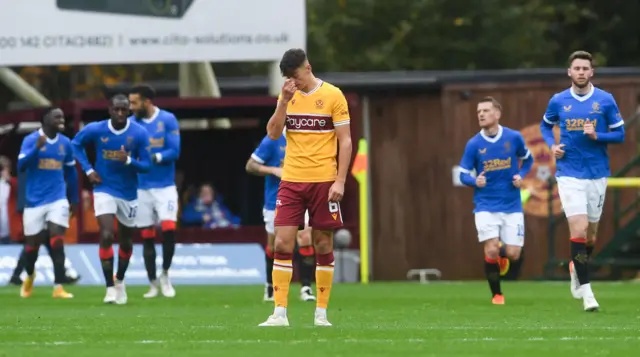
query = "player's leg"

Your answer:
(296, 223), (316, 301)
(475, 212), (503, 304)
(557, 177), (598, 311)
(93, 193), (119, 303)
(112, 198), (139, 305)
(19, 205), (48, 297)
(585, 178), (607, 261)
(500, 213), (525, 293)
(137, 189), (159, 298)
(45, 199), (74, 298)
(263, 208), (276, 301)
(307, 182), (345, 326)
(258, 181), (305, 327)
(156, 187), (179, 297)
(9, 248), (27, 285)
